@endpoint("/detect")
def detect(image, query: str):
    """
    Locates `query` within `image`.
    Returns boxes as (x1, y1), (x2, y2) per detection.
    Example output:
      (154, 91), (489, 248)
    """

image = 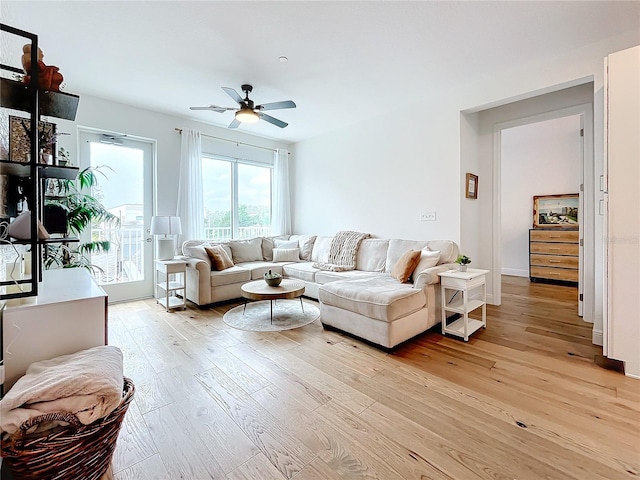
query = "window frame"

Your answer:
(201, 153), (273, 241)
